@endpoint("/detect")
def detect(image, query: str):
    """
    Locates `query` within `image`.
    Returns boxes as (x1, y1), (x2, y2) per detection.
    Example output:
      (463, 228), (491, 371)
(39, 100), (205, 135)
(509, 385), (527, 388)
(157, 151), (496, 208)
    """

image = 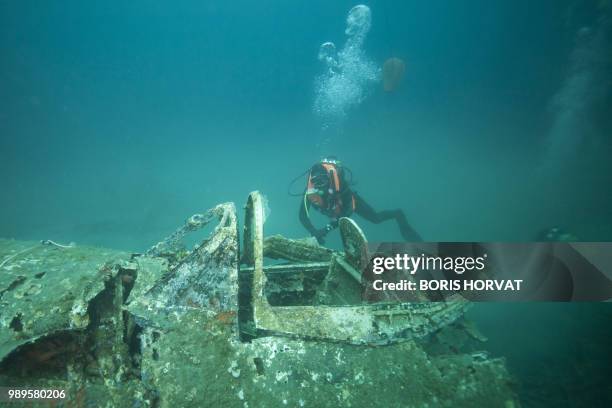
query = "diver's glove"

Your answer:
(327, 219), (339, 230)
